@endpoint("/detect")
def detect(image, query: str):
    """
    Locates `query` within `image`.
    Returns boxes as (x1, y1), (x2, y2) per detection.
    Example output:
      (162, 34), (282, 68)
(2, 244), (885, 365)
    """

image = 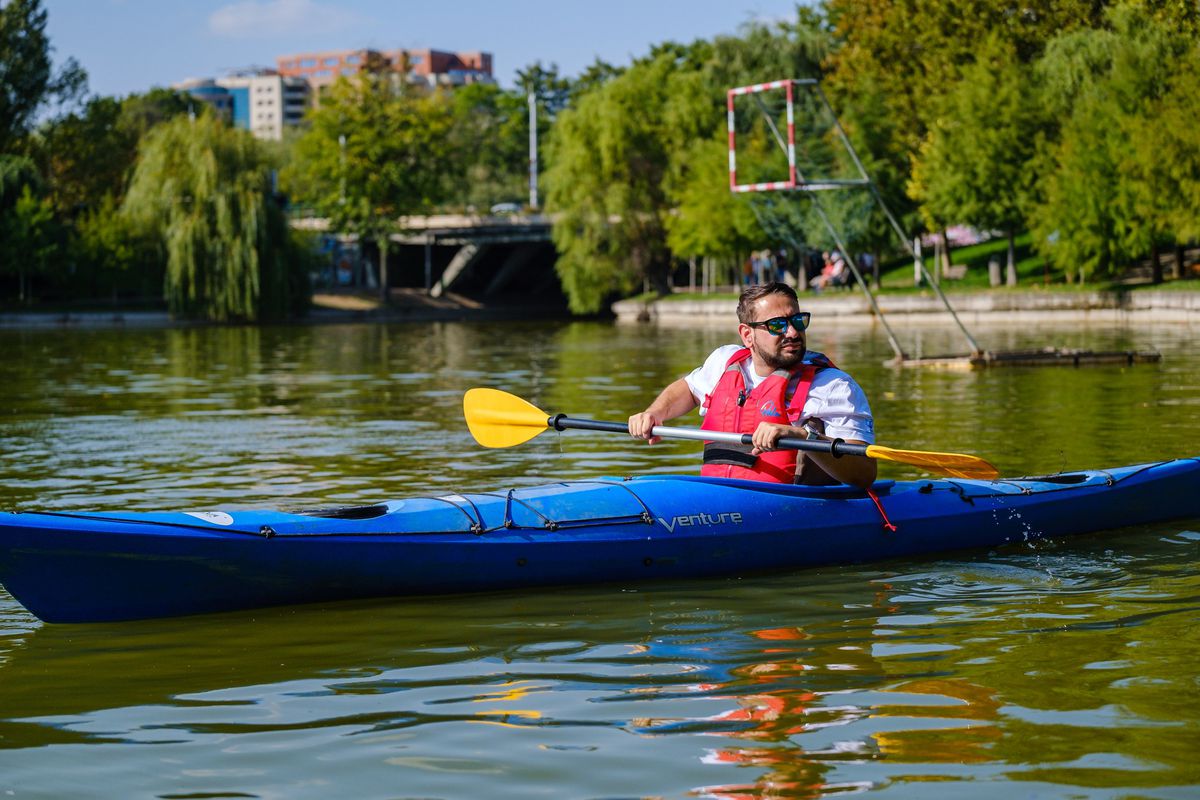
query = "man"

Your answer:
(628, 282), (877, 489)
